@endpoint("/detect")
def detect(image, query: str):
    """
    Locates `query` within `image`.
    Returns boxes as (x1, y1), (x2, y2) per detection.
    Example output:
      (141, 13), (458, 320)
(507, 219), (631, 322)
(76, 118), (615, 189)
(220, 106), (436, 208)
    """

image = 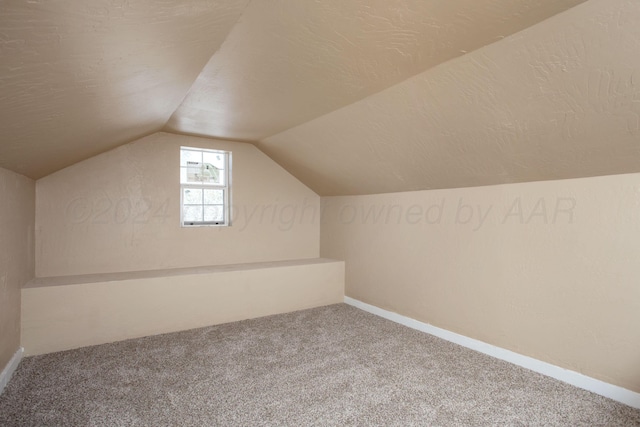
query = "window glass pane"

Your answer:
(204, 205), (224, 222)
(201, 162), (222, 185)
(183, 205), (203, 222)
(183, 188), (203, 205)
(180, 149), (202, 168)
(204, 189), (224, 204)
(202, 151), (225, 170)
